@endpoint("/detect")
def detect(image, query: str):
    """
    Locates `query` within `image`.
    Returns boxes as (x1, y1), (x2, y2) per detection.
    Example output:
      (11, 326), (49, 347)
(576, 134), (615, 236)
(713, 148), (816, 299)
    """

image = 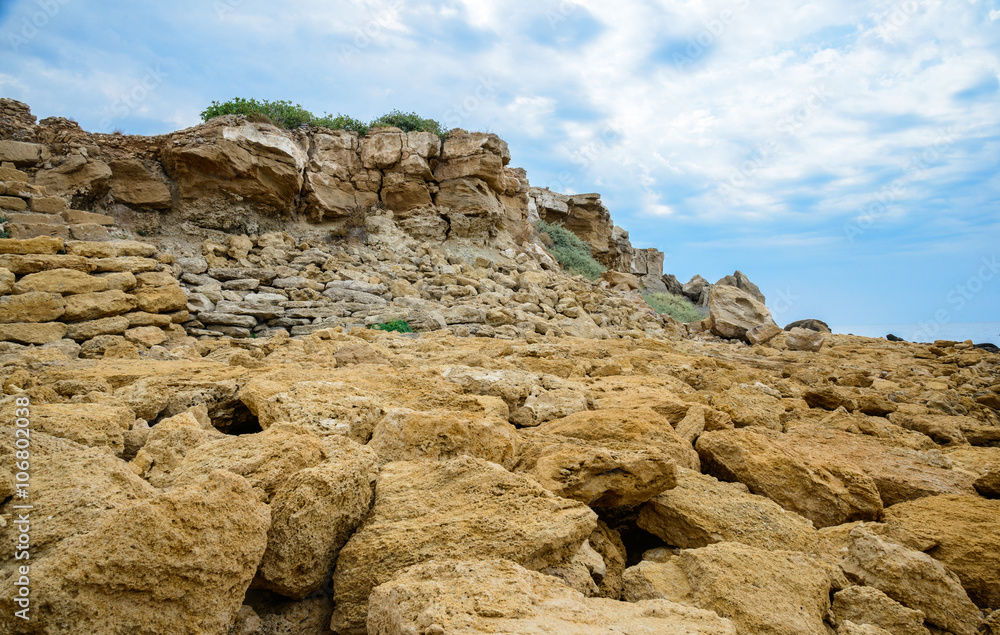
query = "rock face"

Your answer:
(330, 456), (598, 634)
(368, 559), (738, 635)
(623, 542), (836, 635)
(708, 284), (777, 342)
(532, 188), (634, 270)
(0, 471), (270, 635)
